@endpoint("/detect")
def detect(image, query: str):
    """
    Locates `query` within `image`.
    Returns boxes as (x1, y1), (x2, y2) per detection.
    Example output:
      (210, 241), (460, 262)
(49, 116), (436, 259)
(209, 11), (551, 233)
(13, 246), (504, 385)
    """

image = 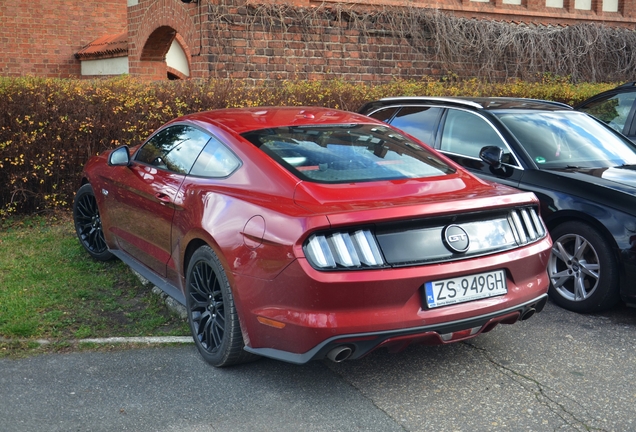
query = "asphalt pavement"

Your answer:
(1, 301), (635, 432)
